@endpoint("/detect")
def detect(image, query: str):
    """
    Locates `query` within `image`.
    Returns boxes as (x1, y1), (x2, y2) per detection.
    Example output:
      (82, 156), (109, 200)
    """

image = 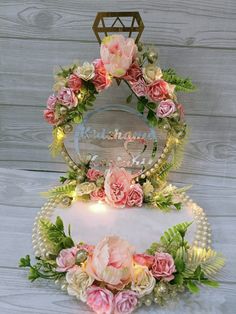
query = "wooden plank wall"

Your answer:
(0, 1), (236, 313)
